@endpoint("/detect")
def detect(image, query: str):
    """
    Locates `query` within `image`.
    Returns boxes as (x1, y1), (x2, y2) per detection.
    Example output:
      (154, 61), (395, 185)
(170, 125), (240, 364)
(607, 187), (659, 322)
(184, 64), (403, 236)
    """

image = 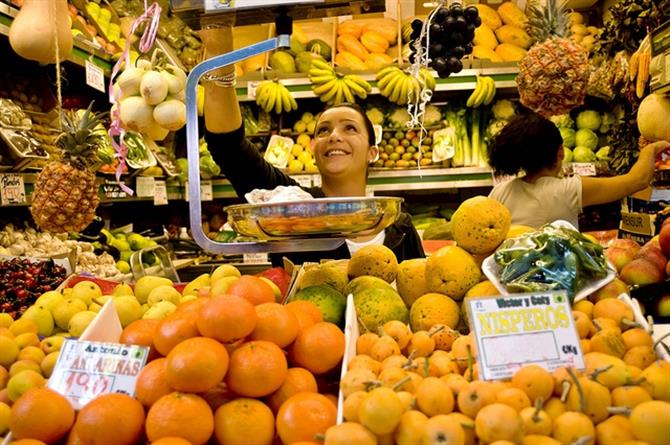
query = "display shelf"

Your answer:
(0, 3), (113, 76)
(234, 64), (520, 101)
(0, 166), (494, 207)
